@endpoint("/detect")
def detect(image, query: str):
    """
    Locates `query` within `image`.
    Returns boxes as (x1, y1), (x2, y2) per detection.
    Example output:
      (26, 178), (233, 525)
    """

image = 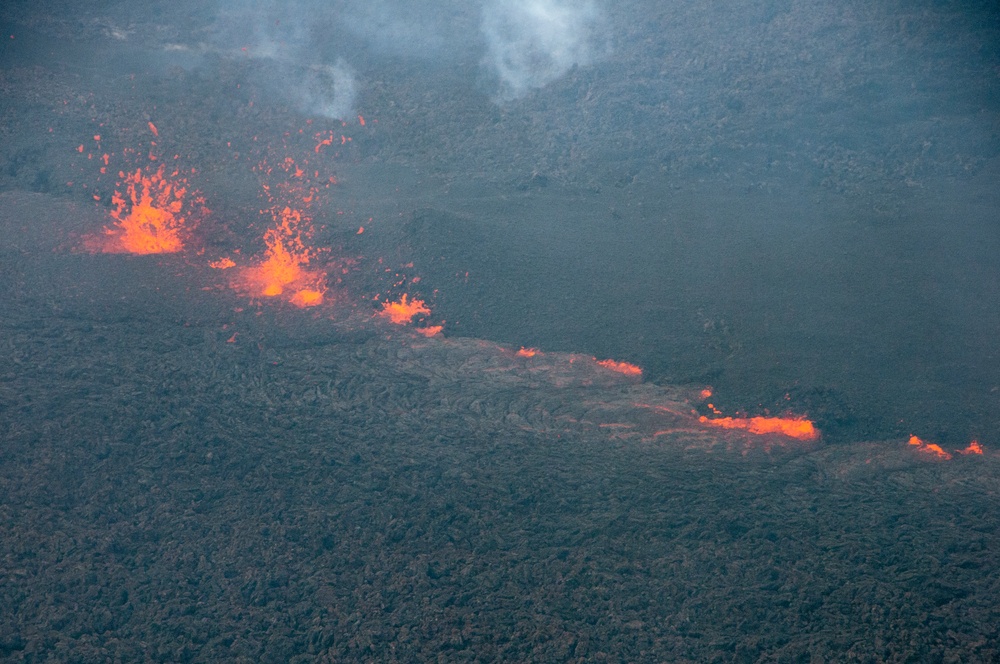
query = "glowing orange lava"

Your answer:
(96, 166), (191, 254)
(224, 149), (342, 308)
(699, 415), (819, 441)
(597, 358), (643, 376)
(237, 206), (326, 307)
(907, 435), (953, 460)
(517, 347), (539, 358)
(379, 294), (431, 324)
(960, 440), (984, 455)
